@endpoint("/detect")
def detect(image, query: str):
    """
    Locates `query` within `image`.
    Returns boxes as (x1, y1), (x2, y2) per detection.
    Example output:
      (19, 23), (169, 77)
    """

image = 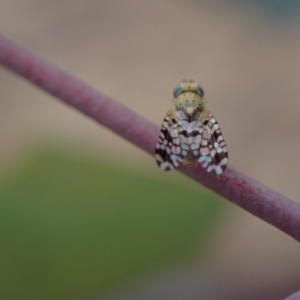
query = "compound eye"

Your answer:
(173, 84), (182, 98)
(197, 86), (204, 97)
